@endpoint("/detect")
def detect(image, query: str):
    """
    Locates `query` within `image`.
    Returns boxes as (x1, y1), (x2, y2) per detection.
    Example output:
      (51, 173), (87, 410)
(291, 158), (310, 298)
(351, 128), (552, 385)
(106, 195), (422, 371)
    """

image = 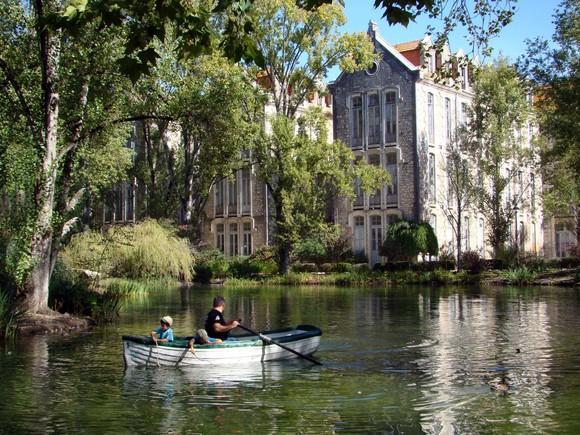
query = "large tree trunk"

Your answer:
(22, 0), (61, 313)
